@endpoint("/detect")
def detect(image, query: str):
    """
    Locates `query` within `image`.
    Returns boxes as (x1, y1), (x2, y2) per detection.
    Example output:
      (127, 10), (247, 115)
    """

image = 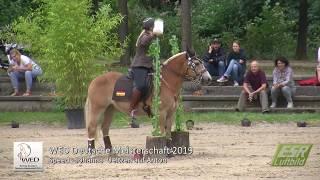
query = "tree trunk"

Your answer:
(296, 0), (308, 60)
(180, 0), (192, 51)
(118, 0), (131, 65)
